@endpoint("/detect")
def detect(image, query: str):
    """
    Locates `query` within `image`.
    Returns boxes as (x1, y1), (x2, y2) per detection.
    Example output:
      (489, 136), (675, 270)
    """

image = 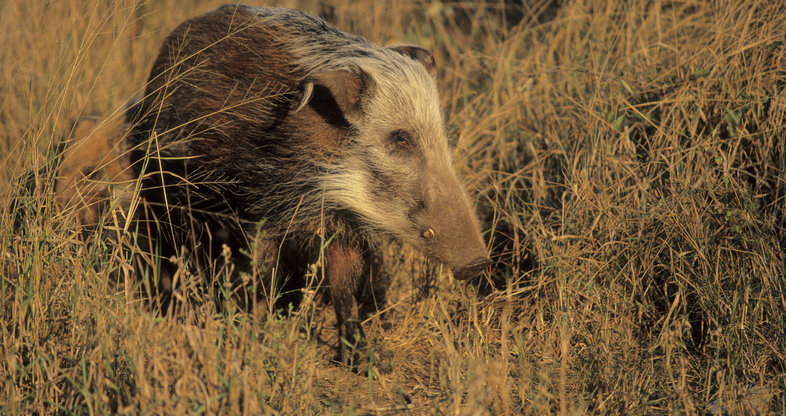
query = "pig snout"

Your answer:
(419, 165), (491, 280)
(452, 256), (493, 281)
